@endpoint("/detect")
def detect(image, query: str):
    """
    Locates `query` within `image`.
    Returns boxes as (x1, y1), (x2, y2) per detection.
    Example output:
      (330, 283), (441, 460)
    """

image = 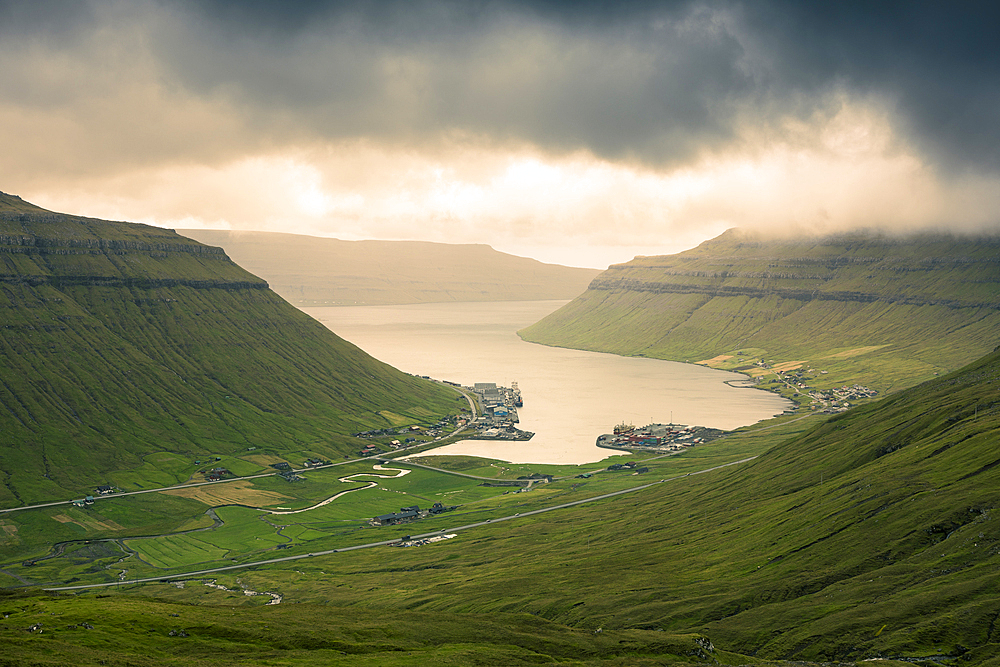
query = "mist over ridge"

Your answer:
(178, 228), (600, 306)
